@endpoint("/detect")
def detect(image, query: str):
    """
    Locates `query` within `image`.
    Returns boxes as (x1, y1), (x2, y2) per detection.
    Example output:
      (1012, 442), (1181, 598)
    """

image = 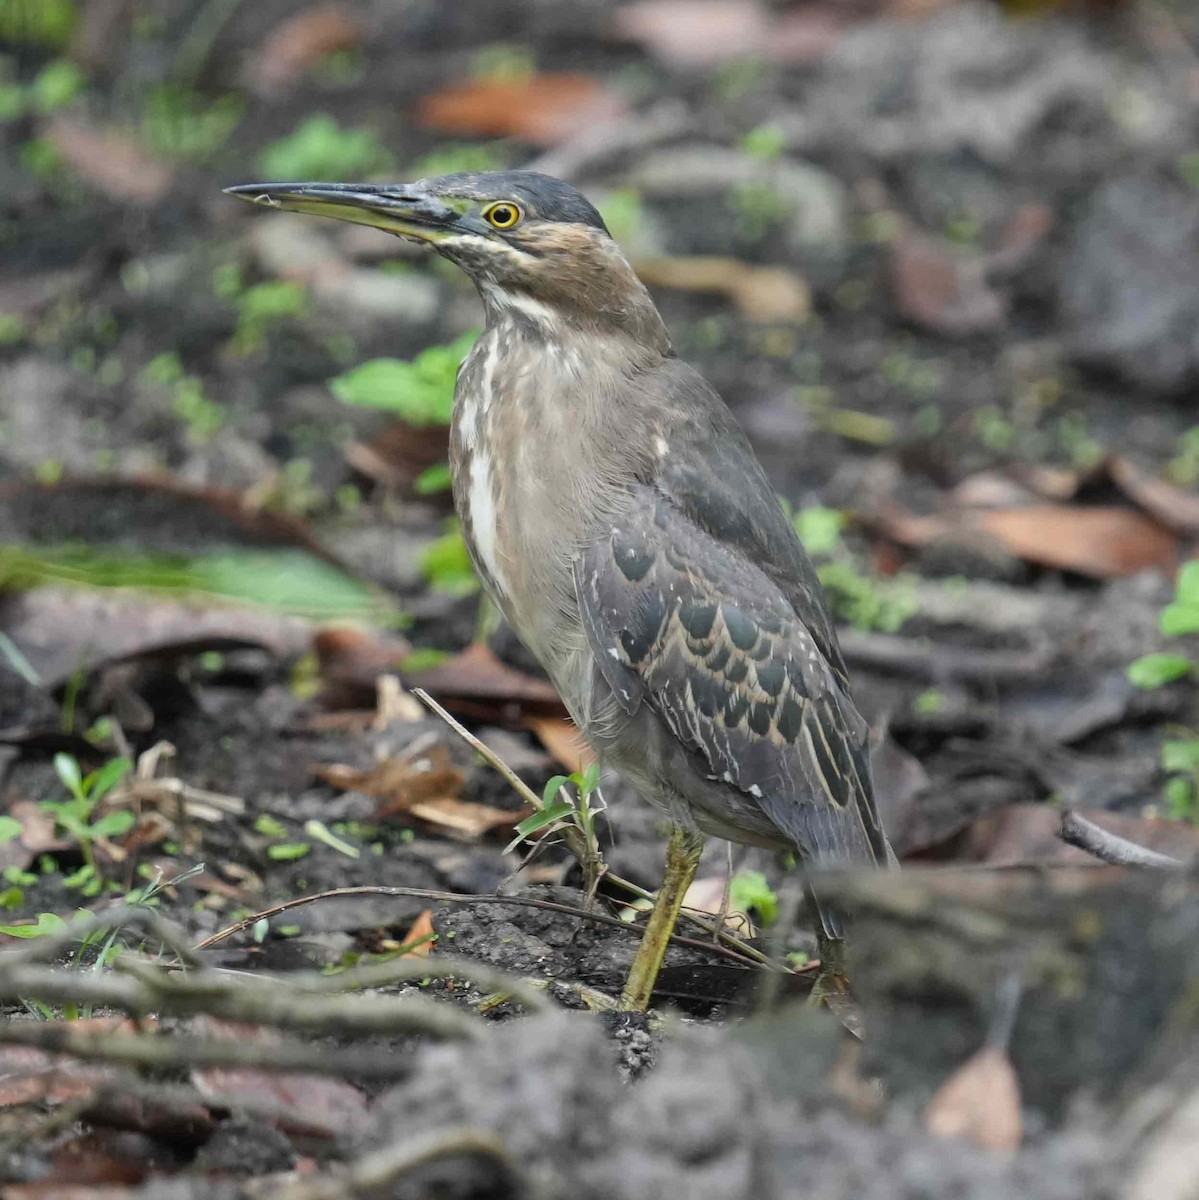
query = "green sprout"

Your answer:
(330, 331), (480, 425)
(258, 114), (392, 181)
(40, 753), (133, 894)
